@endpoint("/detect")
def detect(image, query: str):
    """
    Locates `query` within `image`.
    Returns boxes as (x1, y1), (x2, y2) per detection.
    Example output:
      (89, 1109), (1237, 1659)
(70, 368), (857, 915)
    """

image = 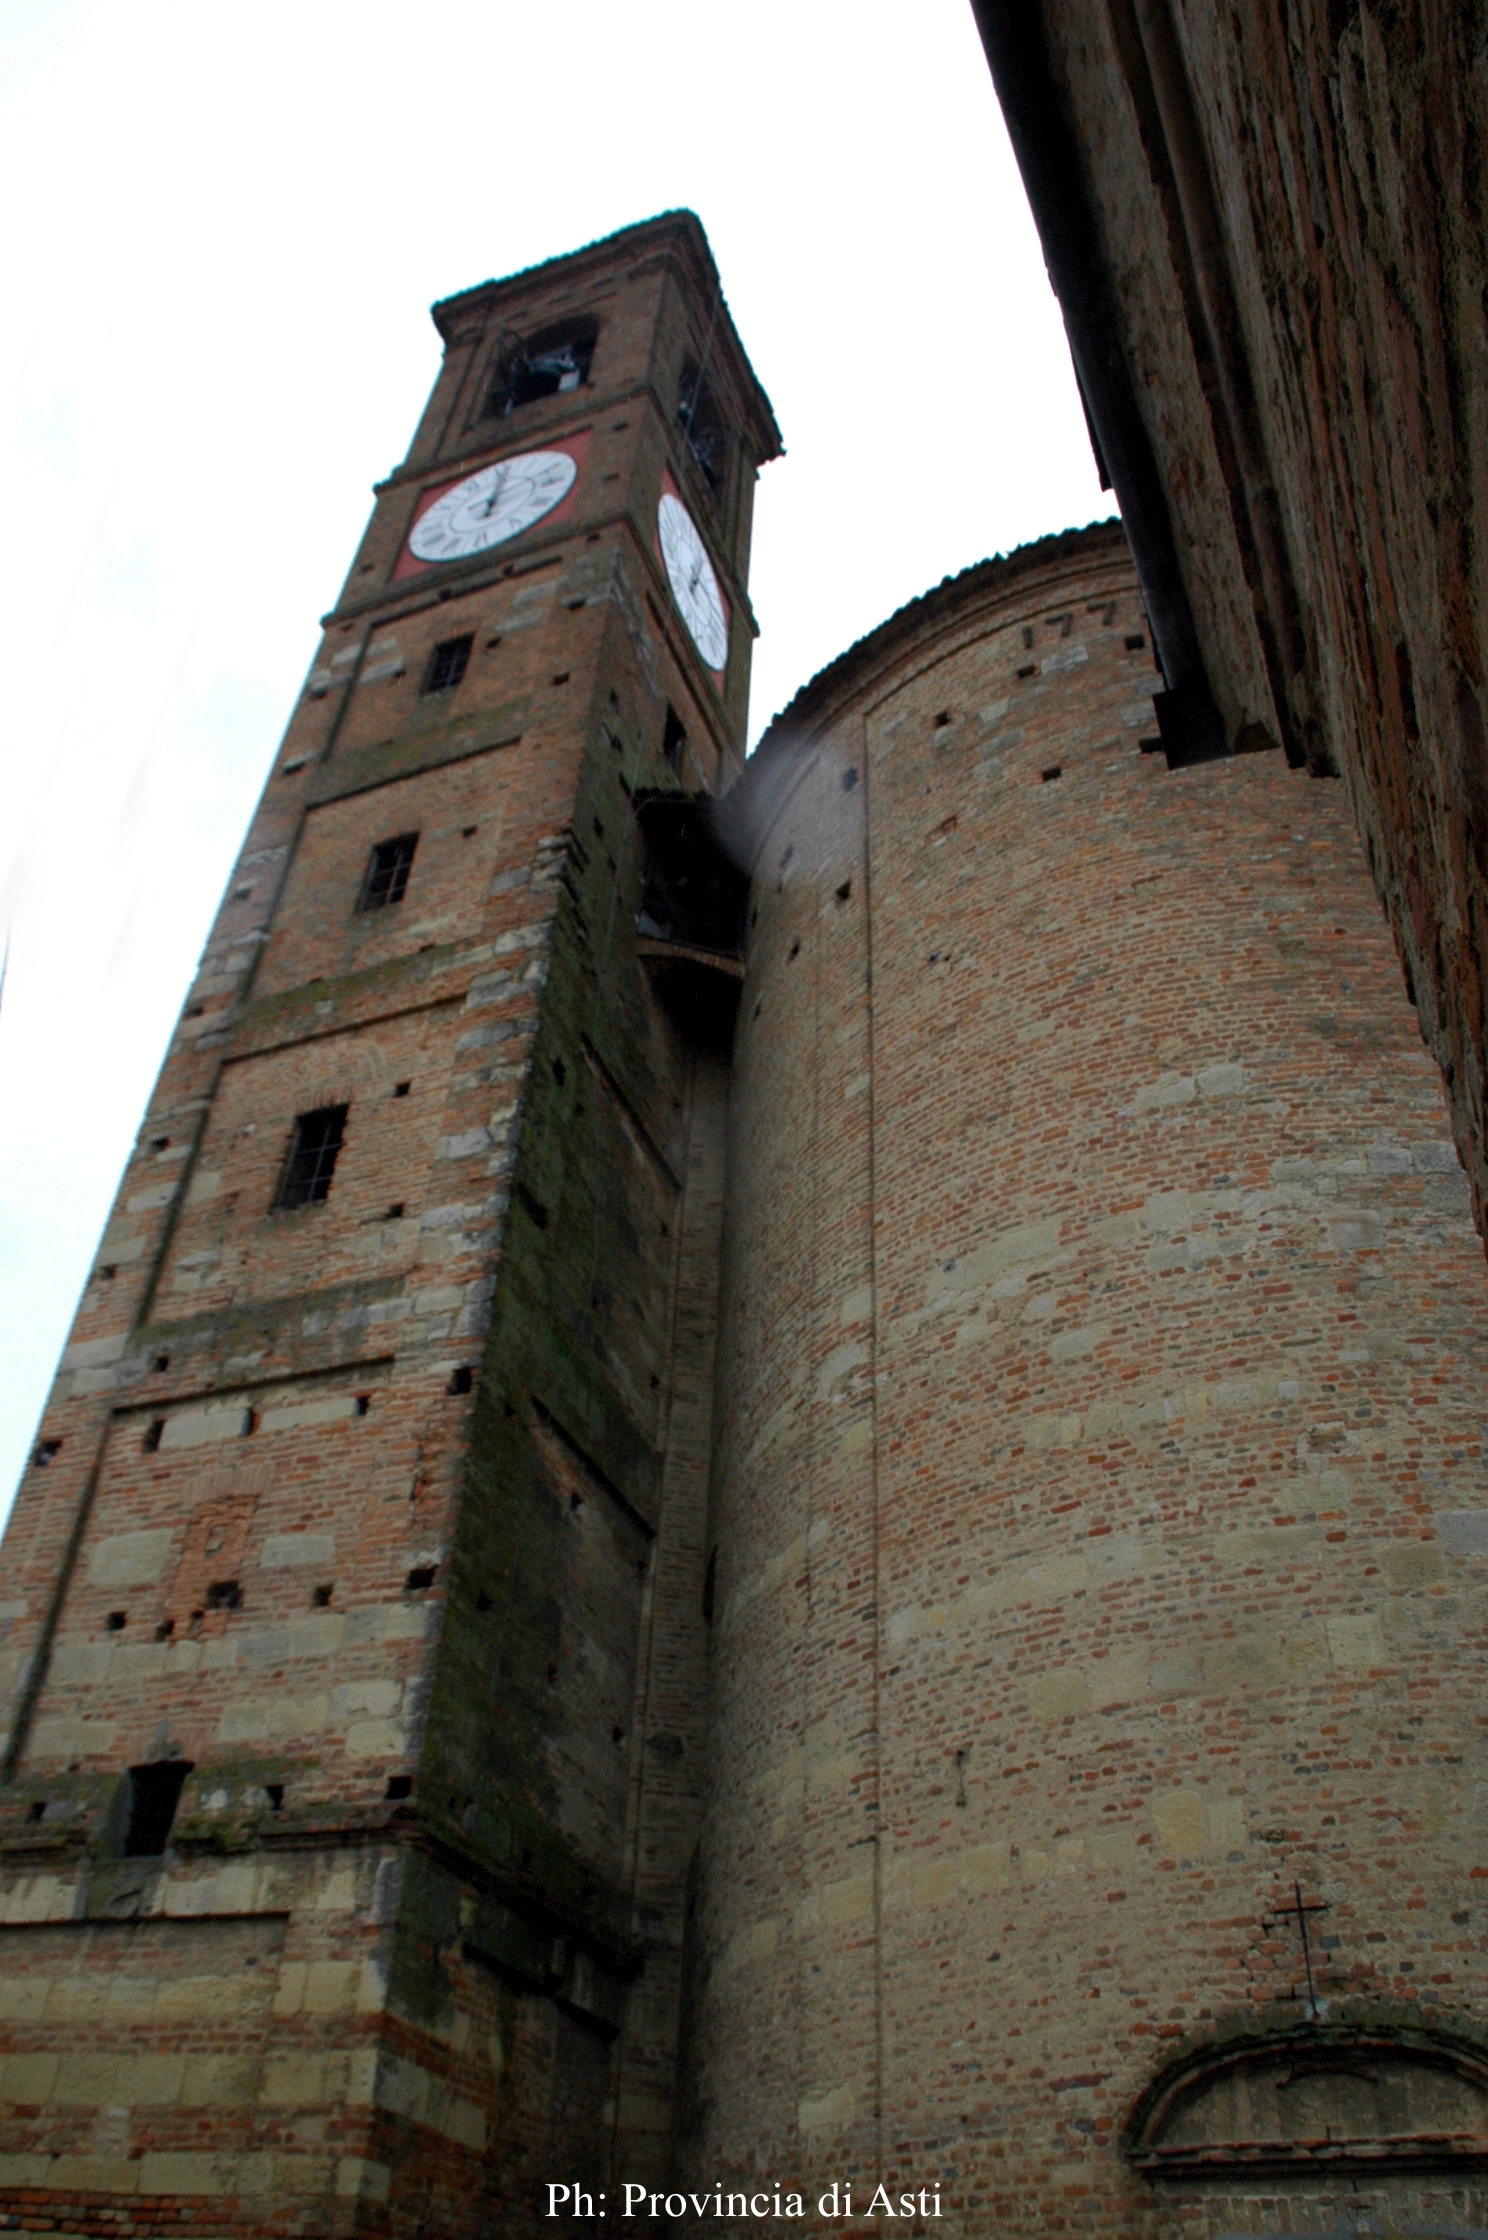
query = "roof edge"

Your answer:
(751, 517), (1128, 766)
(432, 211), (782, 462)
